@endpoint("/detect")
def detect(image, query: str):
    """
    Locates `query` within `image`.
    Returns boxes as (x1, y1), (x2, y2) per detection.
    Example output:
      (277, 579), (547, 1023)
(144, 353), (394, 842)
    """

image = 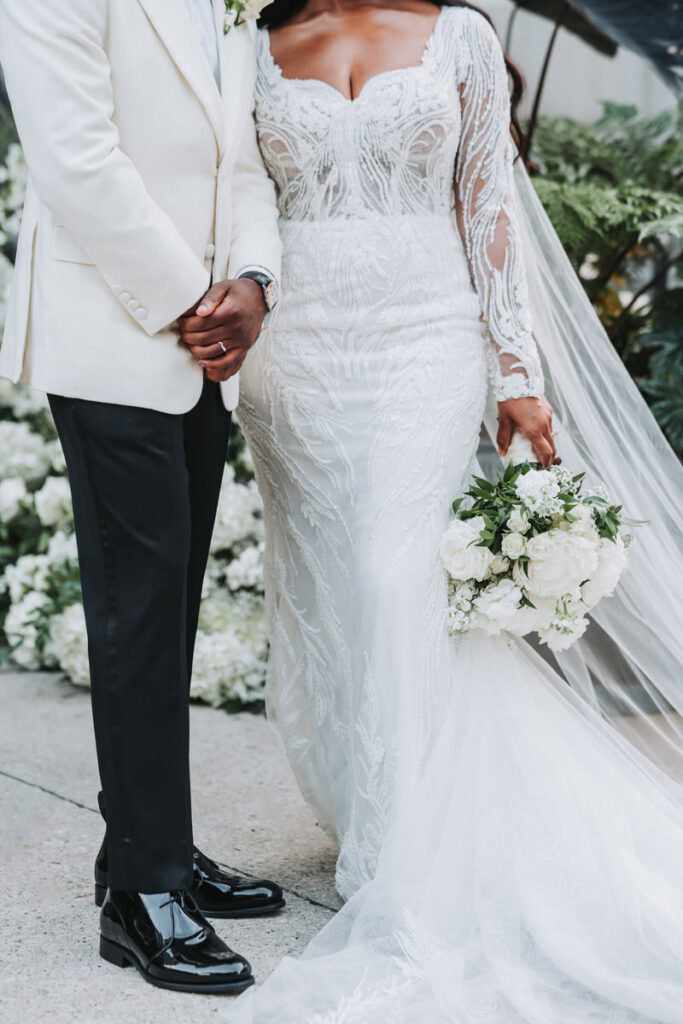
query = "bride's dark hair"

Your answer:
(257, 1), (526, 151)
